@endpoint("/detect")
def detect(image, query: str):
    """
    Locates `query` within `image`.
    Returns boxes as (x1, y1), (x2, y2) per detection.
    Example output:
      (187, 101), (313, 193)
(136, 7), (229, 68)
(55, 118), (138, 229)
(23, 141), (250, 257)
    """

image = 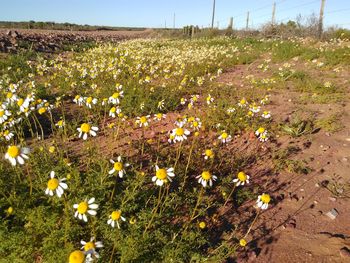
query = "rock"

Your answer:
(340, 247), (350, 258)
(328, 197), (337, 202)
(325, 208), (339, 220)
(341, 157), (348, 162)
